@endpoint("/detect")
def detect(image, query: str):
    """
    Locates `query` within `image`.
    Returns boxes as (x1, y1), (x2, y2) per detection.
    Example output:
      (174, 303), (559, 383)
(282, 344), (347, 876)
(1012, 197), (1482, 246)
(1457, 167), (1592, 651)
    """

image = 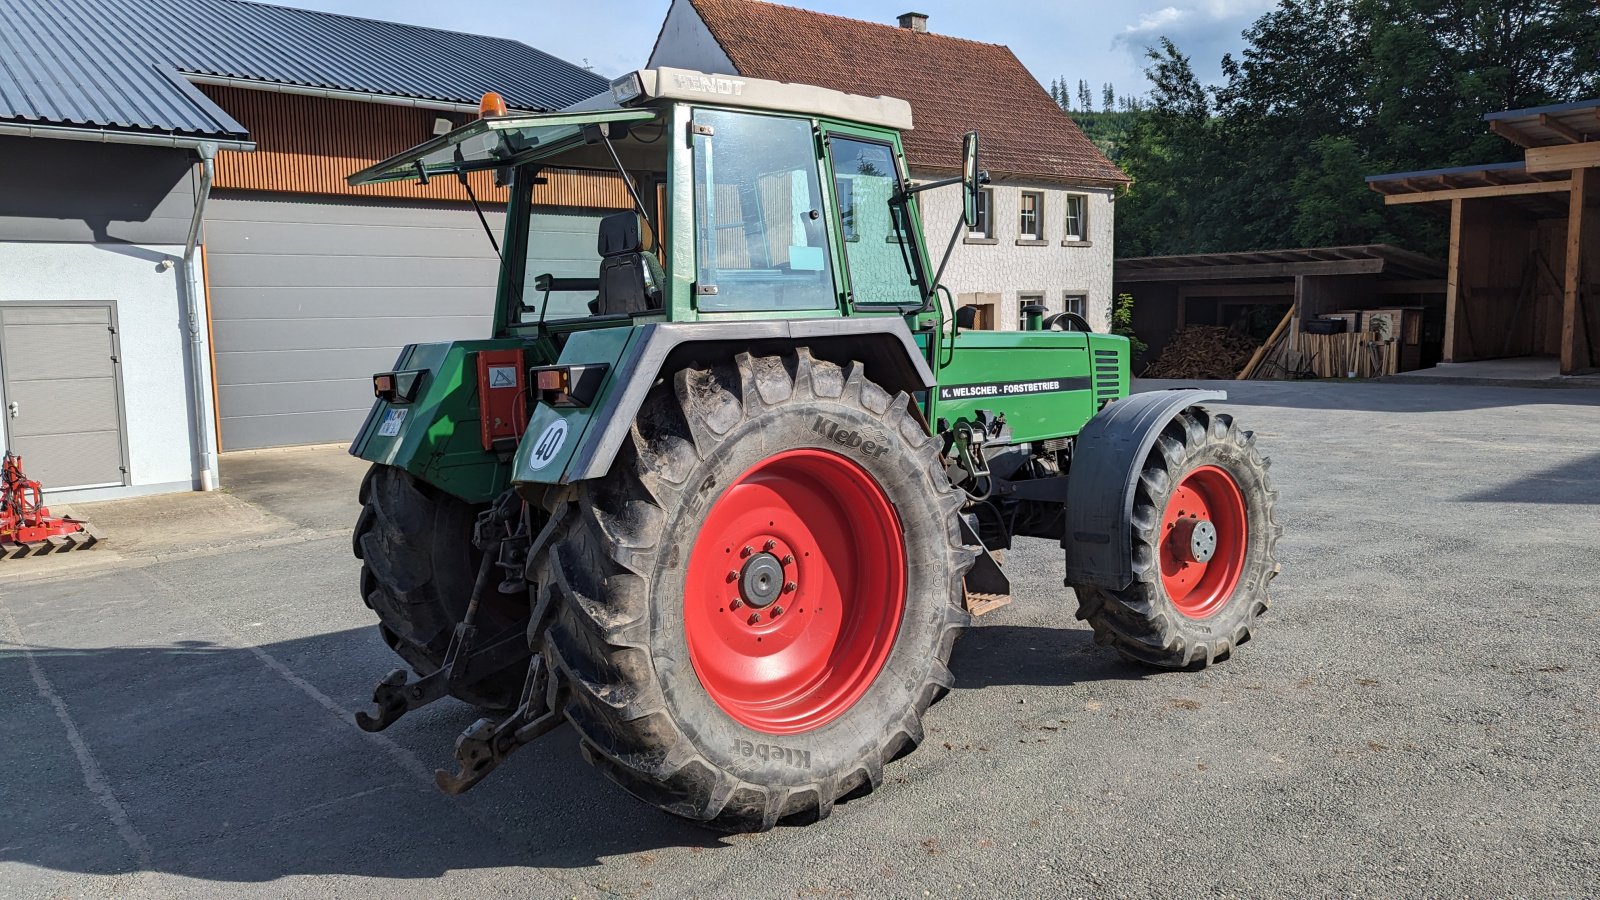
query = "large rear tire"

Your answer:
(533, 350), (971, 831)
(1071, 406), (1281, 668)
(353, 465), (520, 710)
